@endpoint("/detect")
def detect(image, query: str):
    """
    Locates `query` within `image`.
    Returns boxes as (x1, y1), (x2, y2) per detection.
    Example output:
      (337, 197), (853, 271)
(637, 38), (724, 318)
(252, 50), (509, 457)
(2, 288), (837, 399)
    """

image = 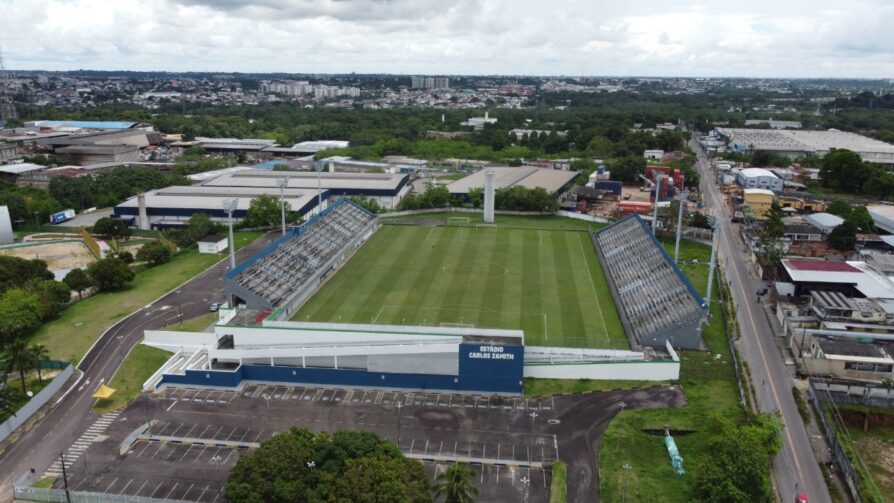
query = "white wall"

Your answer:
(524, 361), (679, 380)
(144, 330), (220, 352)
(198, 239), (227, 254)
(216, 324), (462, 348)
